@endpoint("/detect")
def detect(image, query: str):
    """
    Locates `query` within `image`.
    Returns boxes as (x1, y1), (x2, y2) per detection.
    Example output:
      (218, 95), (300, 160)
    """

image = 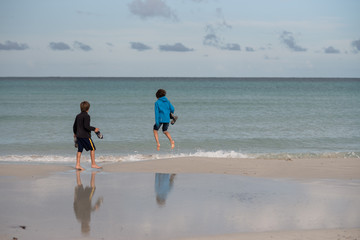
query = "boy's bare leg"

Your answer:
(153, 130), (161, 151)
(75, 152), (85, 171)
(164, 131), (175, 149)
(90, 150), (102, 169)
